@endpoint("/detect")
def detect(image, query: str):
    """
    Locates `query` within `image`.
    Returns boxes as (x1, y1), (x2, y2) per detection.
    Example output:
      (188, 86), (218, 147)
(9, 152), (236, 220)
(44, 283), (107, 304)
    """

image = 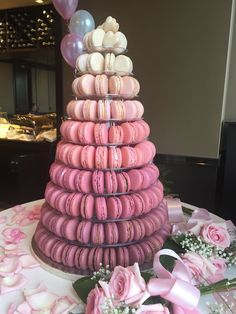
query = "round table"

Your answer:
(0, 199), (235, 313)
